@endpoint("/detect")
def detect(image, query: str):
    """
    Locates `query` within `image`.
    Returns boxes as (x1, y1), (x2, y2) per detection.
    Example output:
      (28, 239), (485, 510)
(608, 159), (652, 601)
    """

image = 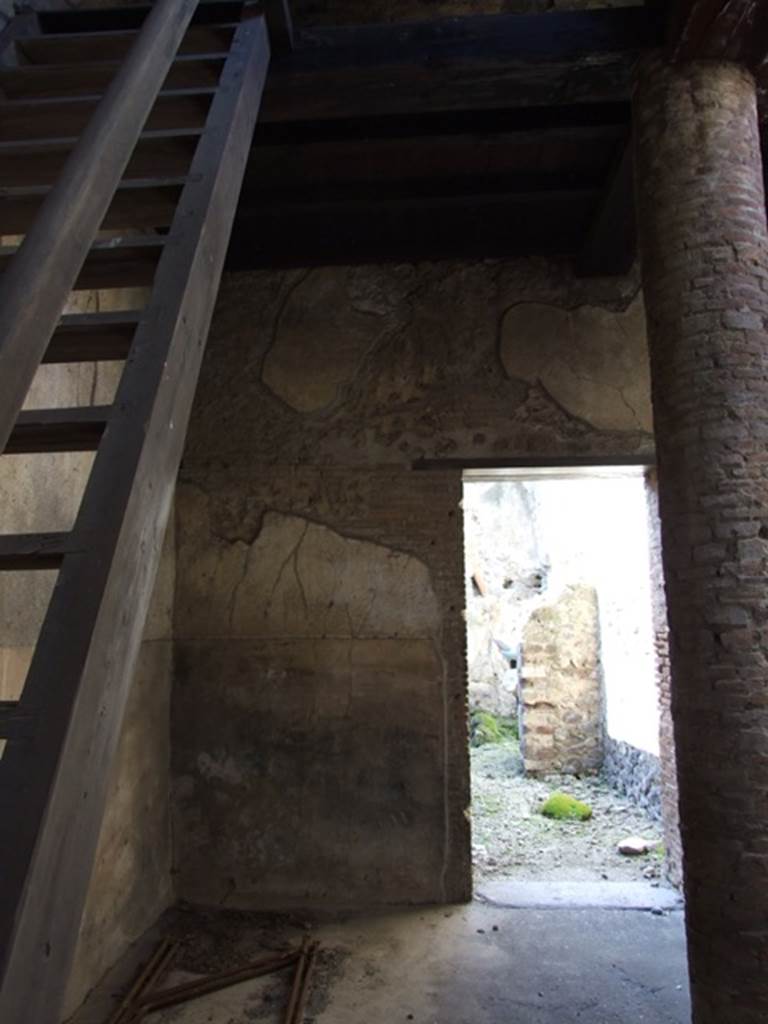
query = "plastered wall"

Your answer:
(173, 259), (654, 908)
